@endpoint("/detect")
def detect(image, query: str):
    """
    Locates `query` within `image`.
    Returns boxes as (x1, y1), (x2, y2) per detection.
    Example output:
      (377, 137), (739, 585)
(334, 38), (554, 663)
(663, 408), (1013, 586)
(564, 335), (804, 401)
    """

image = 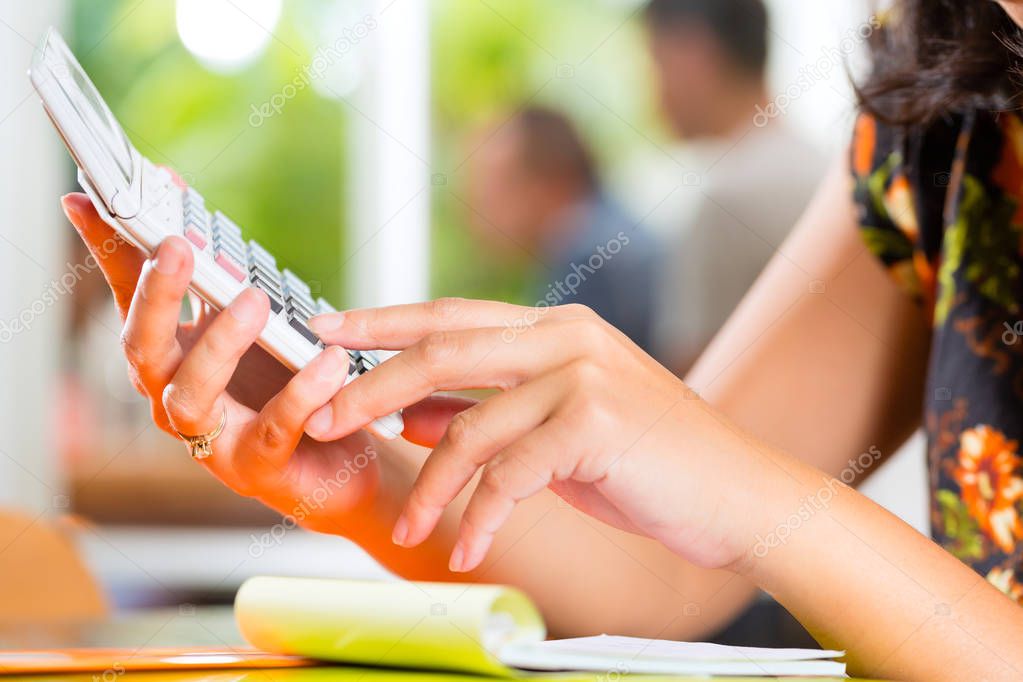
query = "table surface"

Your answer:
(0, 607), (872, 682)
